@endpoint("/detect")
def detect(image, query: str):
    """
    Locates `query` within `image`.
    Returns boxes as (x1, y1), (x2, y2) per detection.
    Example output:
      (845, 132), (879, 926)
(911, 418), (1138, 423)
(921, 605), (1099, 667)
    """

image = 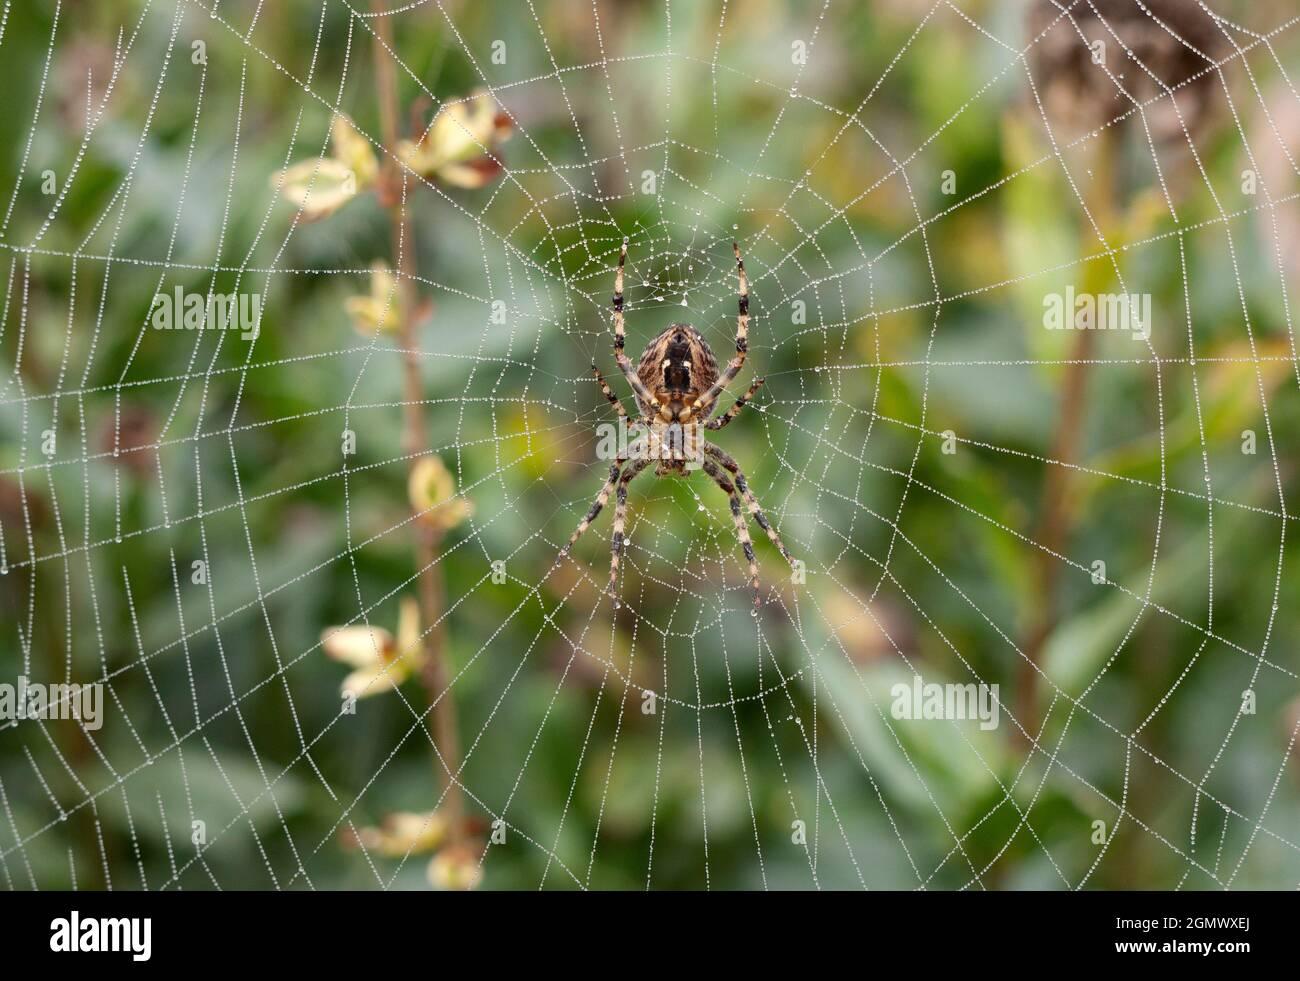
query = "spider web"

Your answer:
(1, 0), (1299, 891)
